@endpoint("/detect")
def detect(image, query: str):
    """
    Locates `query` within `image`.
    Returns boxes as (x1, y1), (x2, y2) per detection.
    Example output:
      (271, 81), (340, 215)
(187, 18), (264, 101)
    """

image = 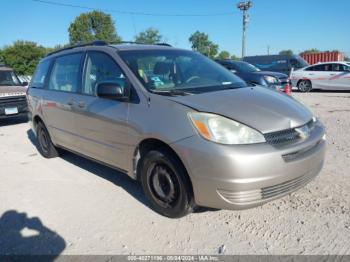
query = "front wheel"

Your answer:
(140, 148), (195, 218)
(297, 80), (312, 92)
